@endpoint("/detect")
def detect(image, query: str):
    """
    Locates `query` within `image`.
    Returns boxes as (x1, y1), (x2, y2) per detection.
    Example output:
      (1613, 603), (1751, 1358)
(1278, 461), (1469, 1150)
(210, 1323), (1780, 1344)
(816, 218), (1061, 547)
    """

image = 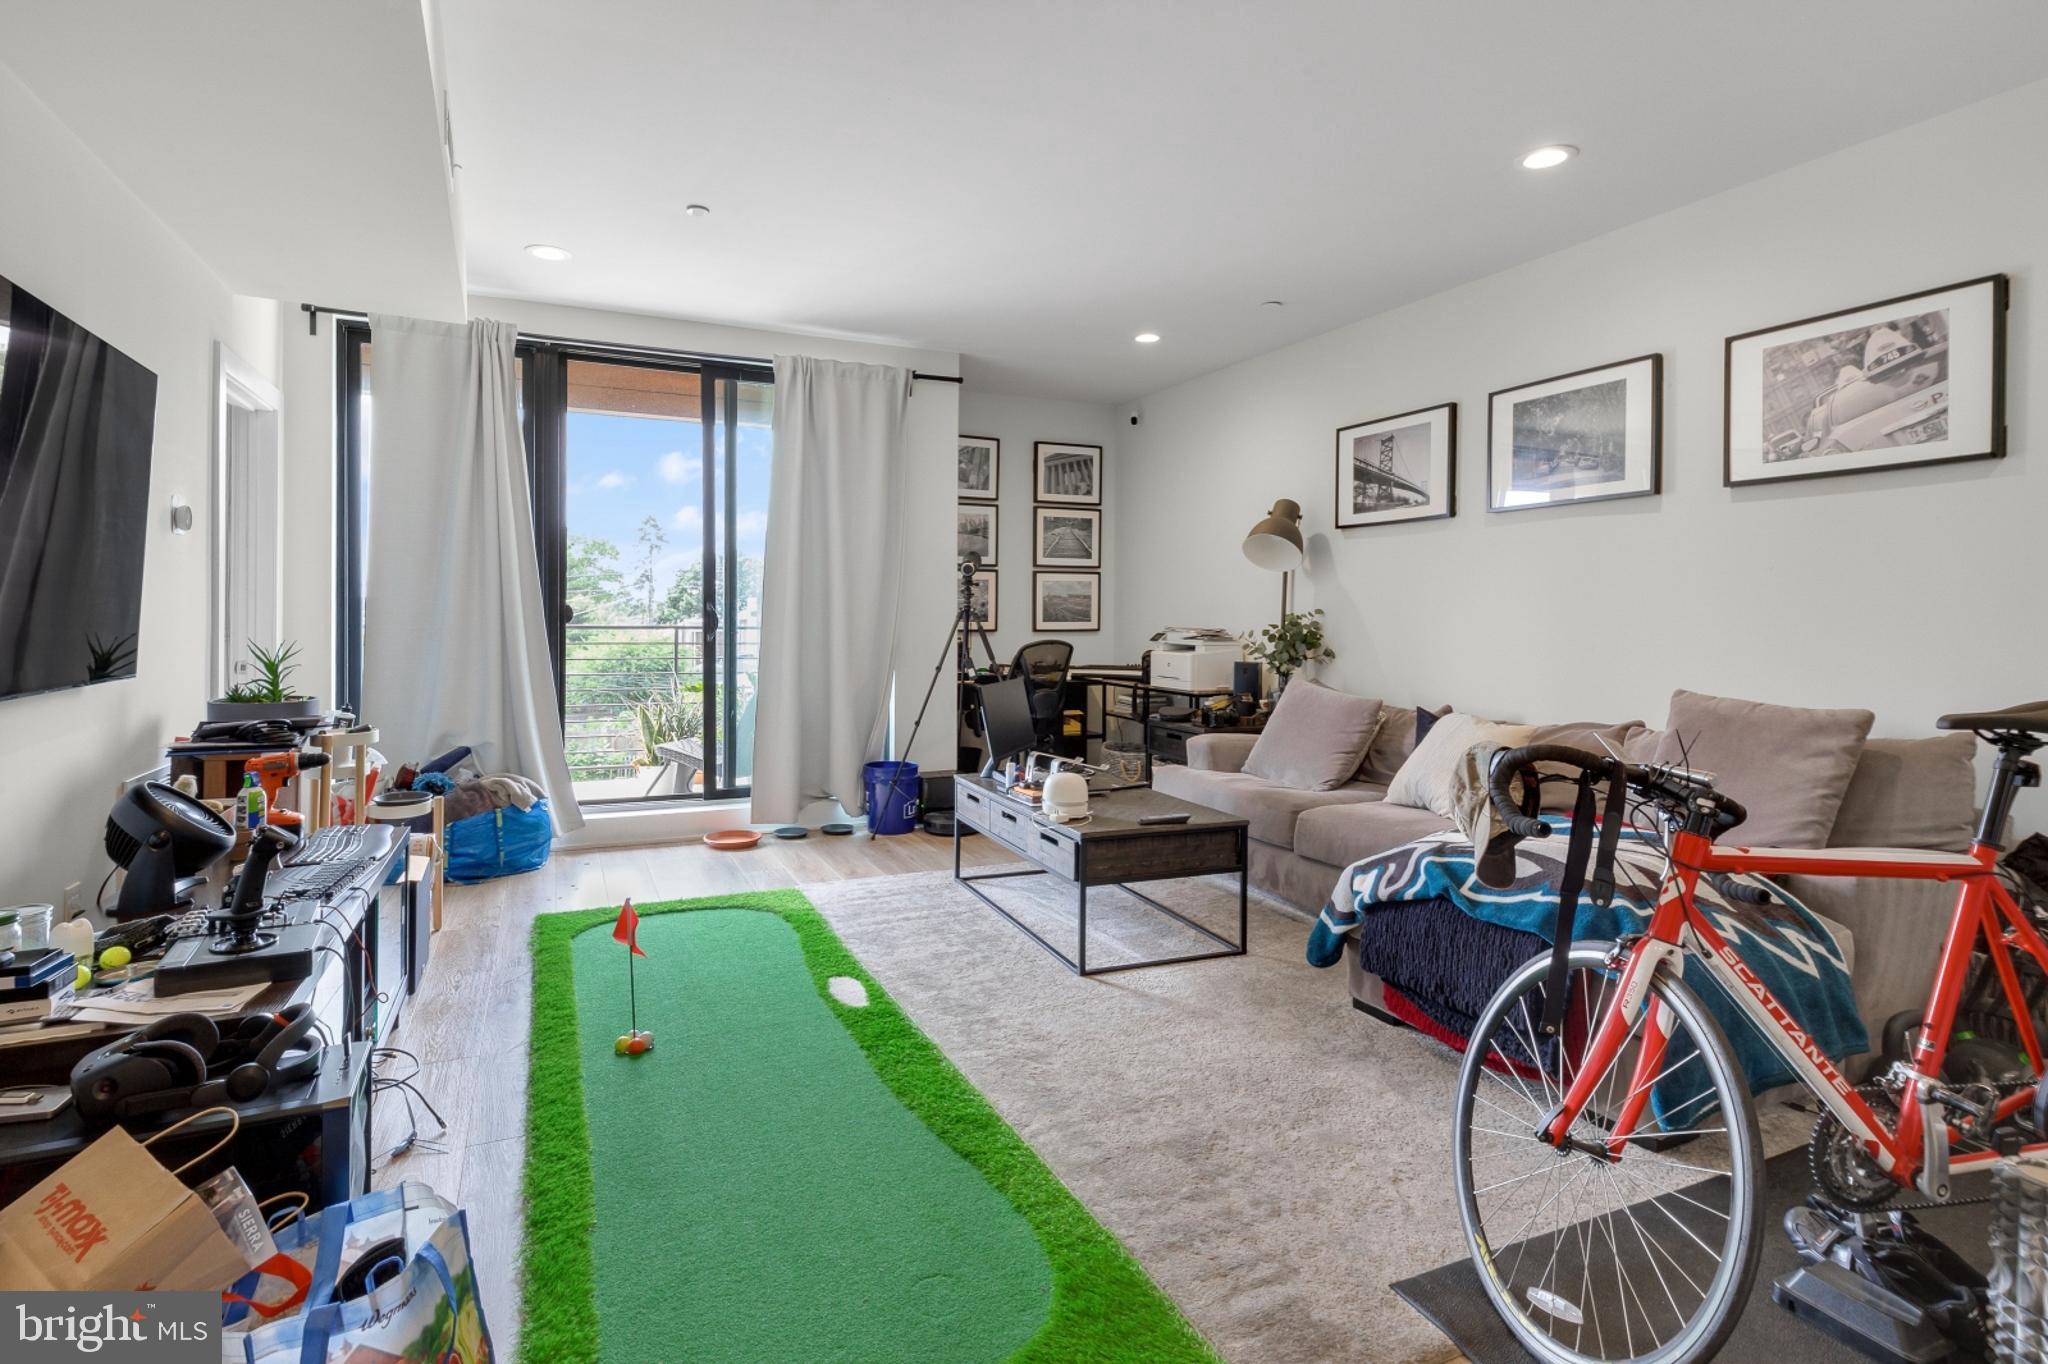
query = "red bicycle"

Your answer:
(1451, 702), (2047, 1364)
